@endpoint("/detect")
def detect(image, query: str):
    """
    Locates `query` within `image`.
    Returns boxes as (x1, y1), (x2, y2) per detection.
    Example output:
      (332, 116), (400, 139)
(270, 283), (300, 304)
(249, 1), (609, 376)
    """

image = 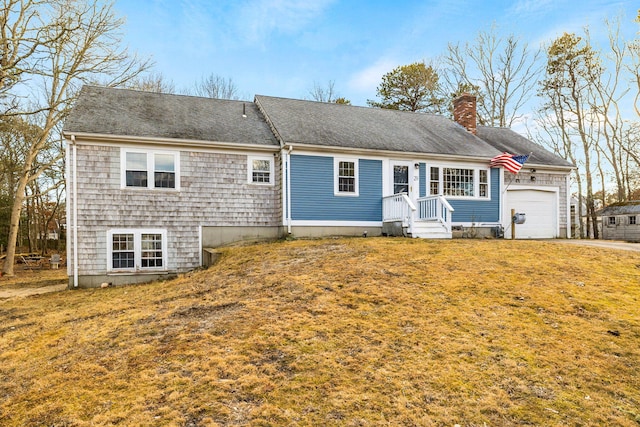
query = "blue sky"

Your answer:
(114, 0), (638, 107)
